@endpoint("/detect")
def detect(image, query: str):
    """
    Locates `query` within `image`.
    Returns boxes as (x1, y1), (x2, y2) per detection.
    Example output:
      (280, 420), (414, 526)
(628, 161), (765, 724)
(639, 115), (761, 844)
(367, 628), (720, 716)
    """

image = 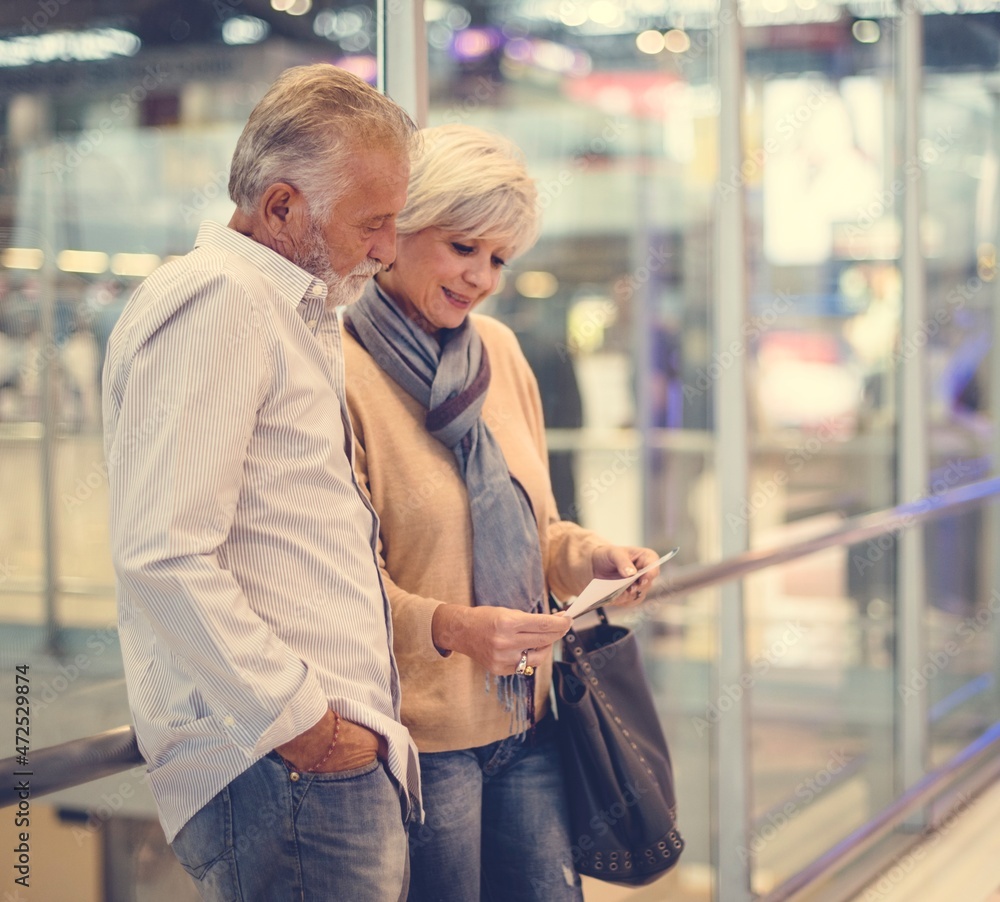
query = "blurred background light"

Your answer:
(57, 251), (109, 274)
(515, 271), (559, 298)
(636, 29), (666, 54)
(0, 29), (140, 67)
(110, 253), (161, 278)
(1, 248), (44, 270)
(451, 28), (501, 61)
(332, 54), (377, 83)
(221, 16), (270, 45)
(852, 19), (881, 42)
(663, 29), (691, 53)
